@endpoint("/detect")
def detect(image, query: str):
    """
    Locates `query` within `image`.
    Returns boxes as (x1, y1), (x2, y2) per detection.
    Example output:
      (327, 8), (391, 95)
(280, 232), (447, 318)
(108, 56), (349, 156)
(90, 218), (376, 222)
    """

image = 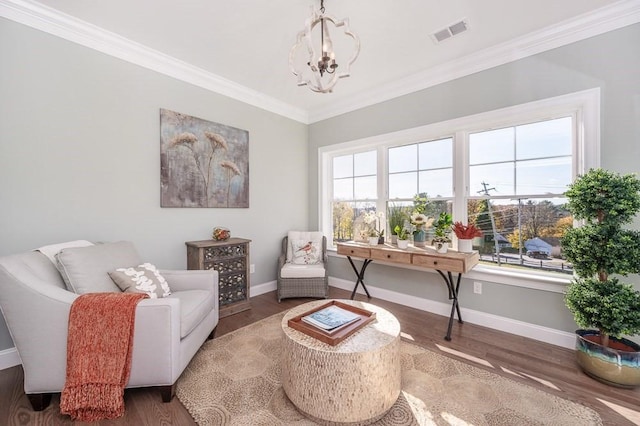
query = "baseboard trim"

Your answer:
(329, 277), (576, 349)
(0, 347), (21, 370)
(251, 280), (277, 297)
